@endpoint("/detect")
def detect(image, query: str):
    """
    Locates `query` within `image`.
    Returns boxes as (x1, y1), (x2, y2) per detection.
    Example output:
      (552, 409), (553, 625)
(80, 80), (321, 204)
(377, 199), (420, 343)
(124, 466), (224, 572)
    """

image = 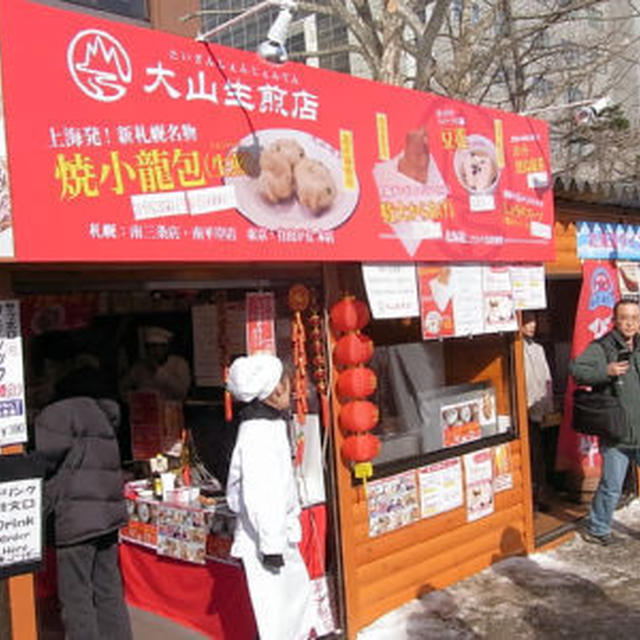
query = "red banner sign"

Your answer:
(0, 0), (554, 263)
(245, 291), (276, 355)
(555, 261), (618, 486)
